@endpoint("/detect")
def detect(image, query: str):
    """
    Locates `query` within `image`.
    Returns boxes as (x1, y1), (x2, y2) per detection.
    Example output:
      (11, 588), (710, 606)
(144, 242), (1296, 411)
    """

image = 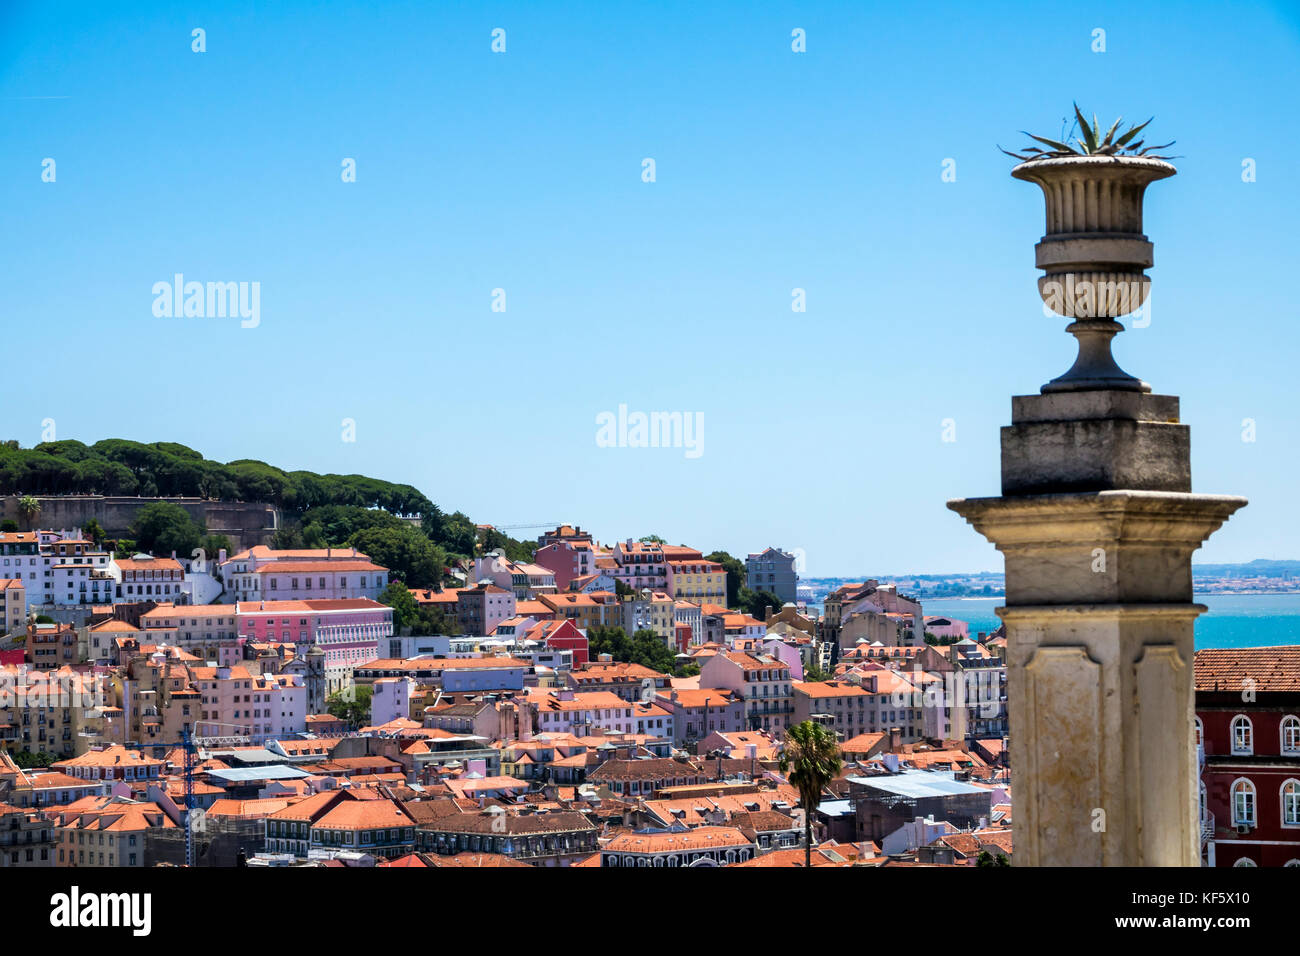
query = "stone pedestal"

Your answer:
(950, 486), (1244, 866)
(951, 388), (1245, 865)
